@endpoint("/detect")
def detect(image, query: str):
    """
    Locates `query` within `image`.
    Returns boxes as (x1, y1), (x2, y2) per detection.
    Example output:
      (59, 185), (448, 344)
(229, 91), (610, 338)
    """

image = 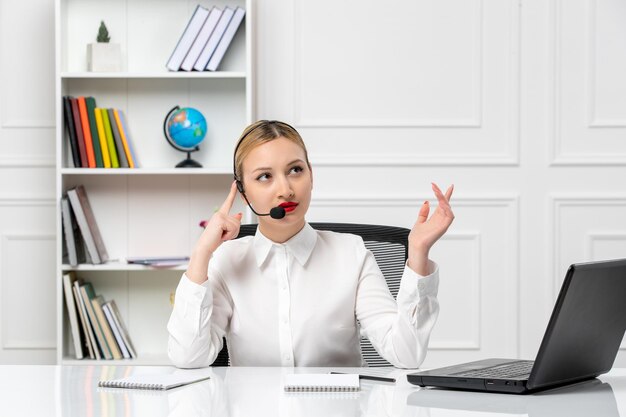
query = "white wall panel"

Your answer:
(1, 234), (56, 350)
(258, 0), (520, 165)
(551, 0), (626, 164)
